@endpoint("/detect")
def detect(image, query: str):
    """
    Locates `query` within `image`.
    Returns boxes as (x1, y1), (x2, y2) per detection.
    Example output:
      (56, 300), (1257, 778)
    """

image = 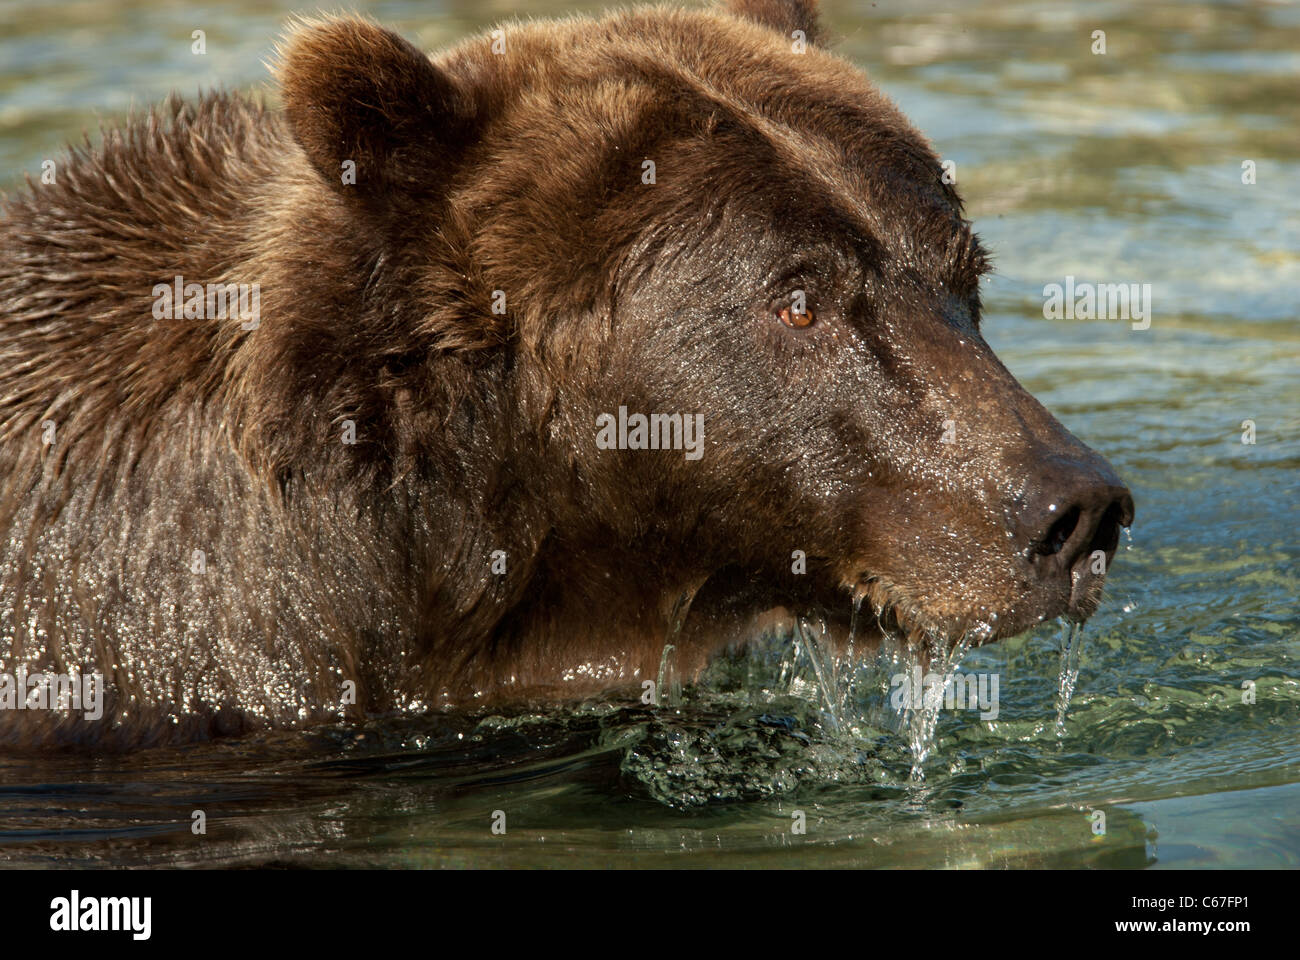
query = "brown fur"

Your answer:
(0, 0), (1130, 750)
